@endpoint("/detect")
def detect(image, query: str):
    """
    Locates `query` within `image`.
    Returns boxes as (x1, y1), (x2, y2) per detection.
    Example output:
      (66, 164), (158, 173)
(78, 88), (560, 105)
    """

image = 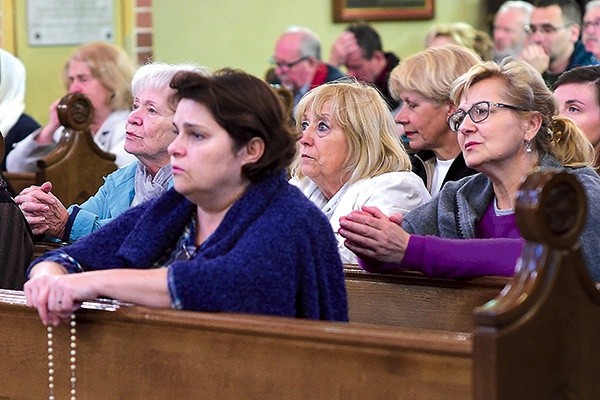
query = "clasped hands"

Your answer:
(338, 205), (410, 265)
(15, 181), (69, 238)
